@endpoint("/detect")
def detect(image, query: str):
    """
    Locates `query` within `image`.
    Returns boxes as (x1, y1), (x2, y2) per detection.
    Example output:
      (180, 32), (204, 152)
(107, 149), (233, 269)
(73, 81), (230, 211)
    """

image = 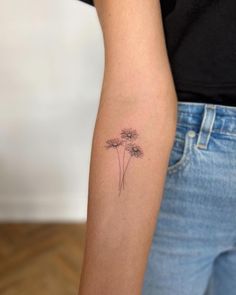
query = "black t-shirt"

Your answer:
(79, 0), (236, 106)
